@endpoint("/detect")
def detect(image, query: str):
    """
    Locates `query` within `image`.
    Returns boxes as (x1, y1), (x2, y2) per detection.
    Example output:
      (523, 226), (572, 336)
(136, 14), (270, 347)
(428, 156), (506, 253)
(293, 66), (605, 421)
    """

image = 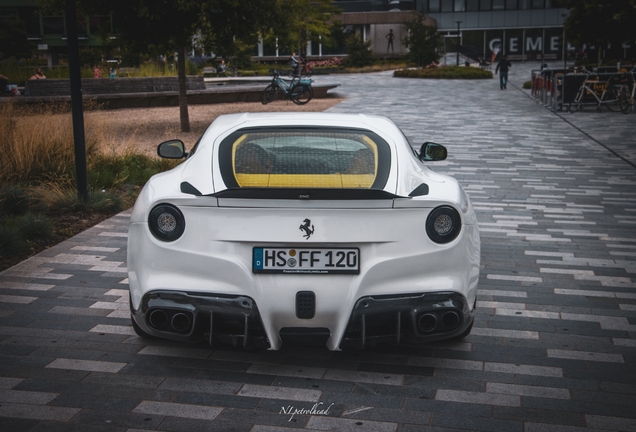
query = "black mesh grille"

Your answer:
(296, 291), (315, 319)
